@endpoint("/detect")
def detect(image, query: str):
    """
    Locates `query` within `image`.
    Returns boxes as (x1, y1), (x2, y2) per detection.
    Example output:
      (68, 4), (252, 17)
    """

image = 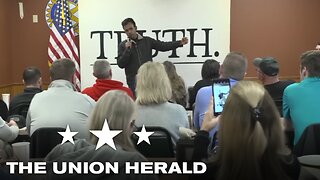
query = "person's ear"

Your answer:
(300, 66), (308, 80)
(109, 69), (112, 78)
(22, 79), (25, 85)
(303, 67), (308, 77)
